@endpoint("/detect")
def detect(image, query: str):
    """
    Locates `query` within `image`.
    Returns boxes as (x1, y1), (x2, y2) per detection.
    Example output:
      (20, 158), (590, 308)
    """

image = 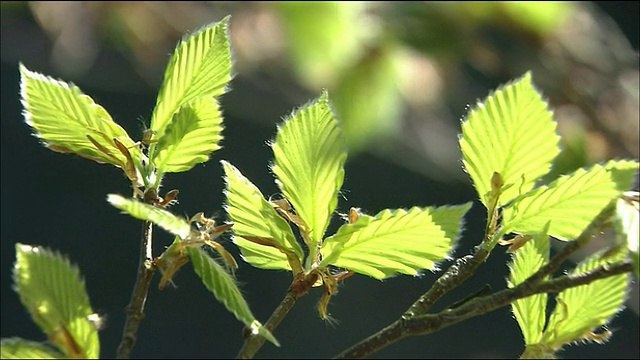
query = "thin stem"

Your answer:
(115, 219), (156, 358)
(334, 260), (632, 359)
(236, 291), (298, 359)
